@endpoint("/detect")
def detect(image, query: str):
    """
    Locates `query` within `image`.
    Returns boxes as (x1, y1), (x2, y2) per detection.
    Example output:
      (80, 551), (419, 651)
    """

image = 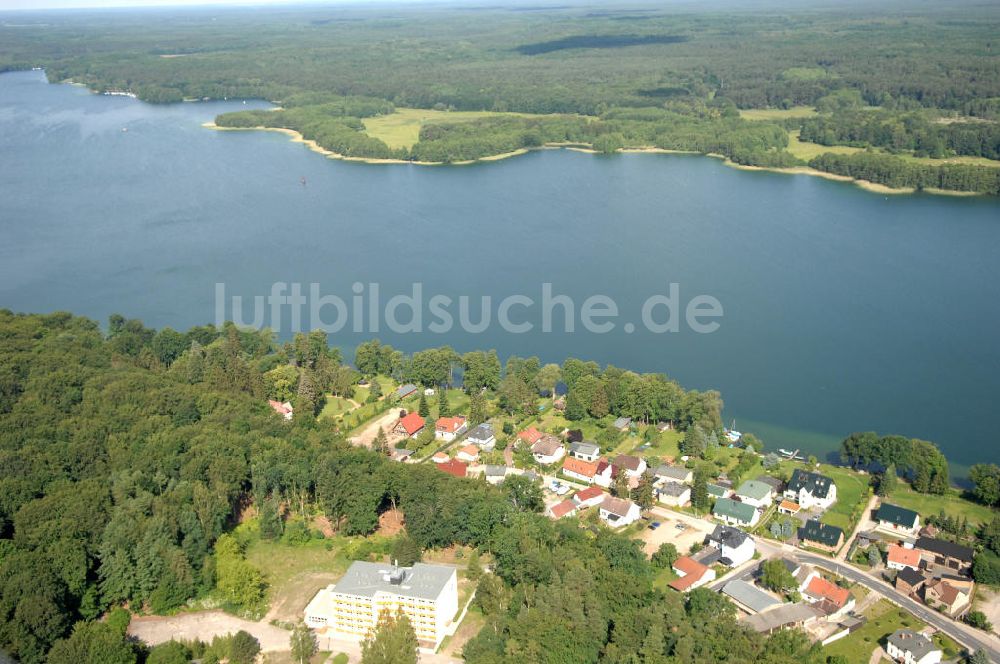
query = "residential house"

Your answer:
(573, 486), (607, 509)
(655, 481), (691, 507)
(517, 427), (543, 446)
(876, 504), (921, 537)
(562, 456), (600, 484)
(755, 475), (786, 495)
(466, 424), (496, 451)
(923, 578), (970, 617)
(598, 496), (642, 528)
(391, 448), (414, 463)
(784, 469), (837, 510)
(714, 497), (760, 528)
(778, 500), (802, 516)
(721, 580), (781, 614)
(887, 544), (921, 572)
(392, 384), (418, 400)
(394, 412), (425, 438)
(612, 454), (647, 478)
(652, 464), (693, 484)
(268, 400), (294, 421)
(531, 435), (566, 465)
(707, 483), (731, 499)
(706, 525), (756, 567)
(569, 440), (600, 462)
(895, 567), (927, 596)
(802, 577), (855, 618)
(669, 556), (716, 592)
(305, 561), (458, 650)
(435, 416), (468, 442)
(547, 499), (578, 520)
(735, 480), (774, 509)
(886, 630), (942, 664)
(484, 465), (507, 485)
(613, 416), (632, 431)
(436, 459), (467, 478)
(915, 537), (974, 575)
(455, 445), (480, 464)
(593, 460), (614, 488)
(431, 451), (449, 463)
(797, 519), (844, 552)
